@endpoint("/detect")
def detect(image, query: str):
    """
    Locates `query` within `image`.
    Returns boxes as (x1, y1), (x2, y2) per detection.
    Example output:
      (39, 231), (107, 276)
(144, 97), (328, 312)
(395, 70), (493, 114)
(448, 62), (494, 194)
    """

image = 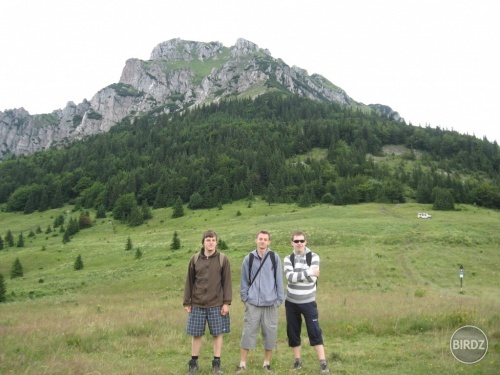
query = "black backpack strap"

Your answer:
(248, 253), (254, 284)
(249, 251), (272, 287)
(306, 252), (312, 267)
(290, 253), (295, 268)
(269, 251), (277, 288)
